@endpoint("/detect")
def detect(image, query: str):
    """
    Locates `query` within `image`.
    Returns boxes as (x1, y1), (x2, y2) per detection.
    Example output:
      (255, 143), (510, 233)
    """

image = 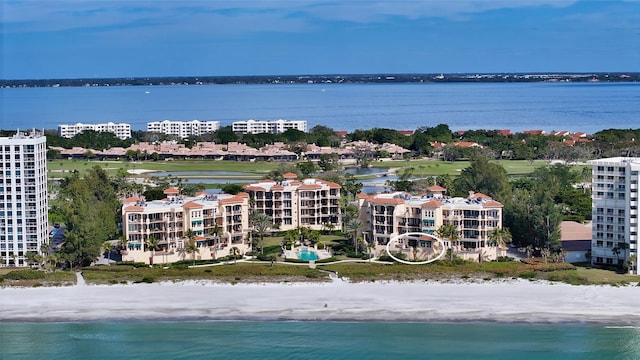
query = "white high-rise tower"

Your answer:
(0, 130), (48, 267)
(588, 157), (640, 274)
